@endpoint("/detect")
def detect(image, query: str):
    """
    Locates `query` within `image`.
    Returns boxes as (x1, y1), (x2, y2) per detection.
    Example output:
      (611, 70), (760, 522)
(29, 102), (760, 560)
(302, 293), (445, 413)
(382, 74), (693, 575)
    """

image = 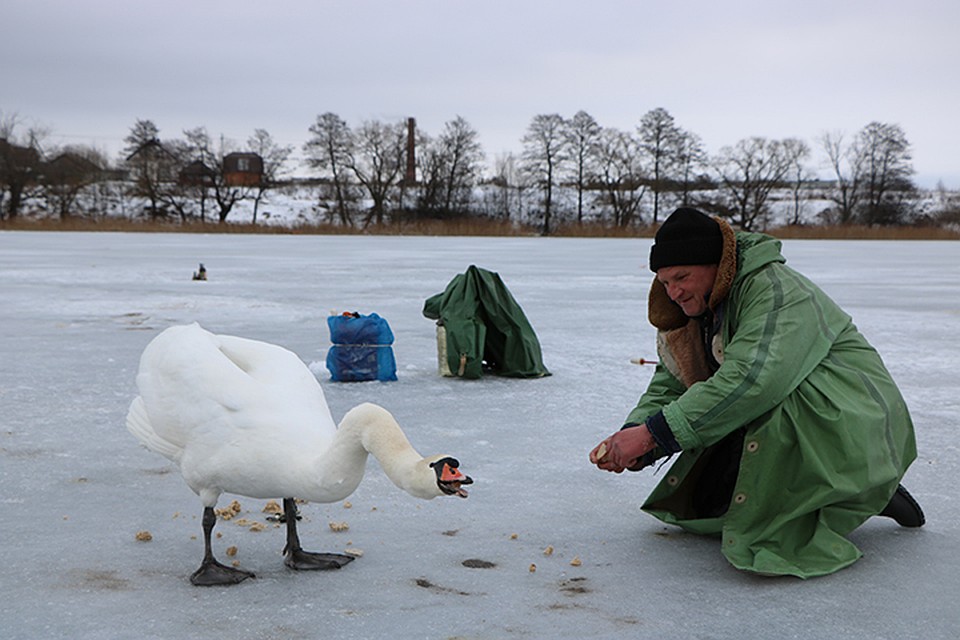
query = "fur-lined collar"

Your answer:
(646, 217), (737, 388)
